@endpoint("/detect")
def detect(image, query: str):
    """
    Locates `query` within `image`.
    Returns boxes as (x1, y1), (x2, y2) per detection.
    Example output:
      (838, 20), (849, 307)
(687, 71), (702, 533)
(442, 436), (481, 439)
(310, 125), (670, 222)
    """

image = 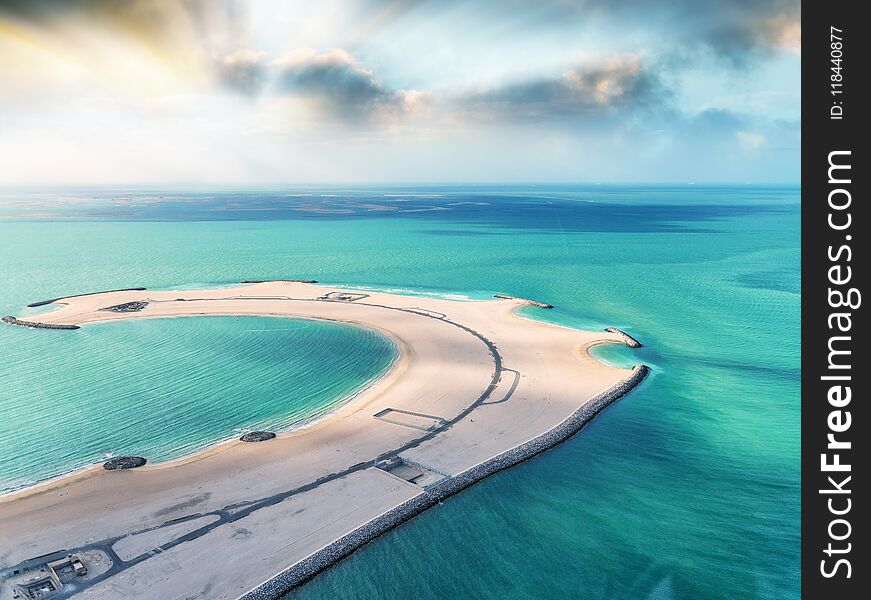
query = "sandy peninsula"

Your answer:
(0, 281), (647, 600)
